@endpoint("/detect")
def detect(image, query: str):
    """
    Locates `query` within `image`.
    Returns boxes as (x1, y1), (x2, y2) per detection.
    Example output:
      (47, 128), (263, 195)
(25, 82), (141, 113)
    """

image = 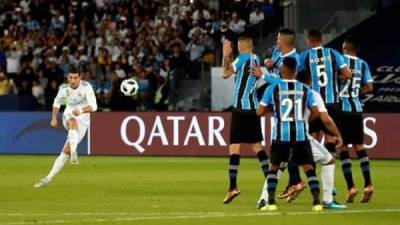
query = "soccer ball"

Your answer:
(120, 78), (139, 96)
